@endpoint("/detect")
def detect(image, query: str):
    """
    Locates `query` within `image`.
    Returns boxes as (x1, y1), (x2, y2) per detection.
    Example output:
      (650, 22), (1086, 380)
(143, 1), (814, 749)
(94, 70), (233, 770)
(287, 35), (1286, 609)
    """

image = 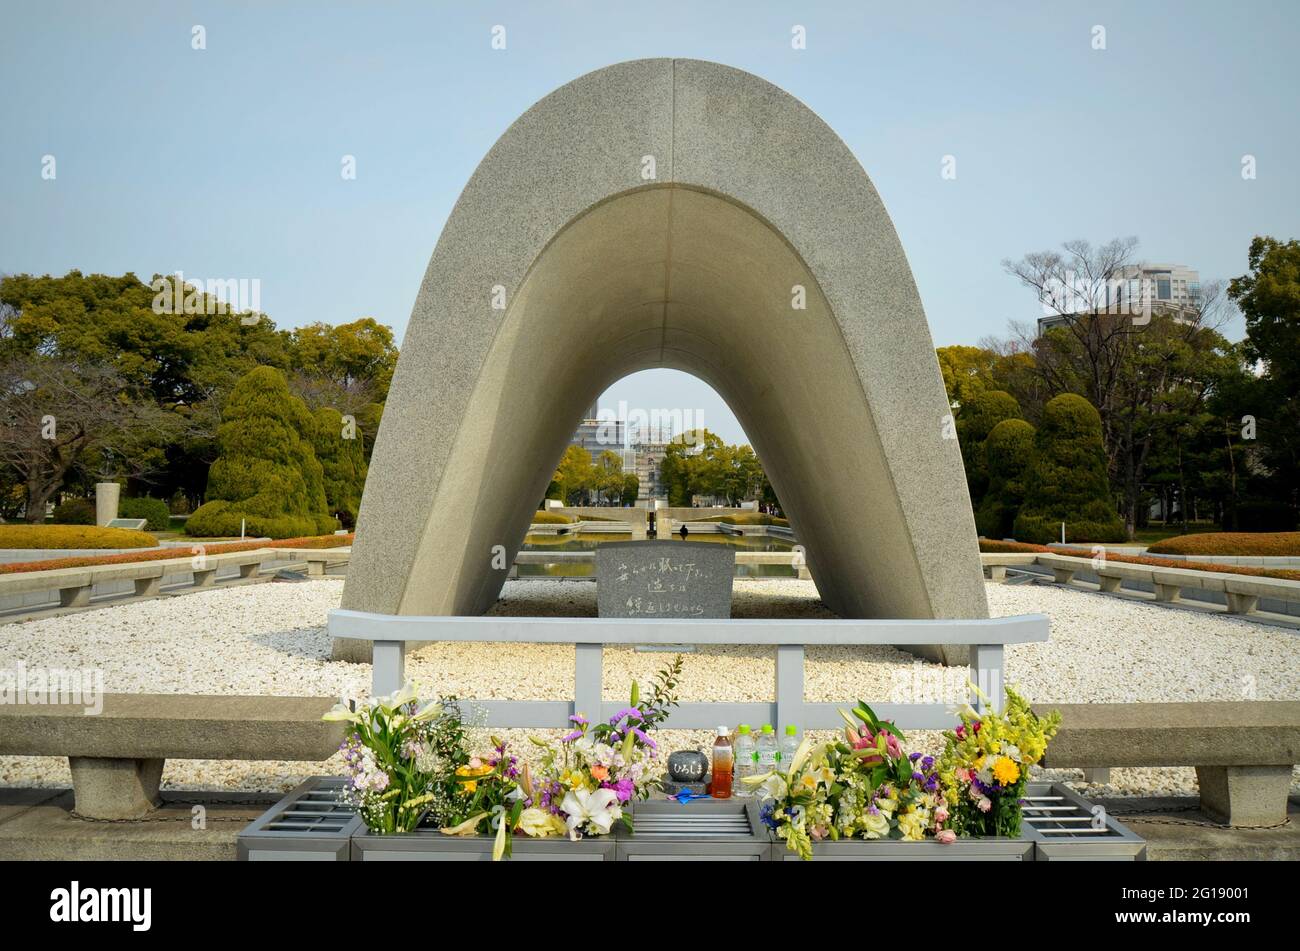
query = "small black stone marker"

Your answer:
(678, 524), (688, 540)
